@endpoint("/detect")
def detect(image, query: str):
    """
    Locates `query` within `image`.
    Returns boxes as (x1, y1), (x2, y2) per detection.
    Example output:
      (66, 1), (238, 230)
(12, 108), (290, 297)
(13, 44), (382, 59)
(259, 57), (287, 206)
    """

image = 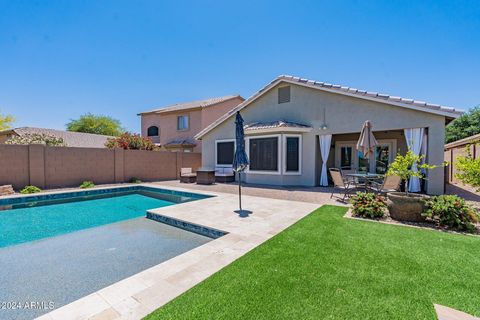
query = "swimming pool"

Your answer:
(0, 186), (217, 319)
(0, 186), (210, 248)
